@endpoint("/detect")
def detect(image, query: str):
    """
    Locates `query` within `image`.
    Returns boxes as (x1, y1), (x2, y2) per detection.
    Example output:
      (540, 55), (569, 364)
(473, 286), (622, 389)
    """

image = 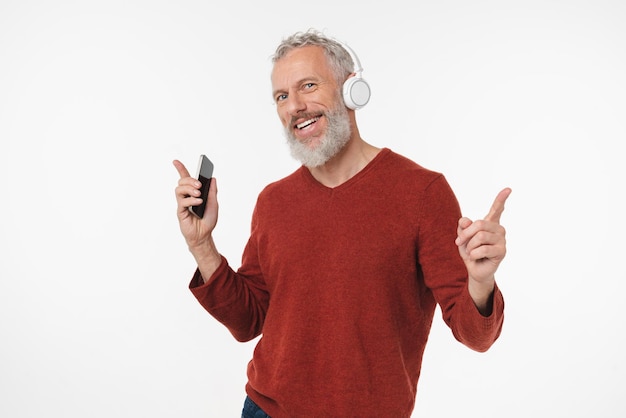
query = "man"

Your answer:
(174, 29), (511, 417)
